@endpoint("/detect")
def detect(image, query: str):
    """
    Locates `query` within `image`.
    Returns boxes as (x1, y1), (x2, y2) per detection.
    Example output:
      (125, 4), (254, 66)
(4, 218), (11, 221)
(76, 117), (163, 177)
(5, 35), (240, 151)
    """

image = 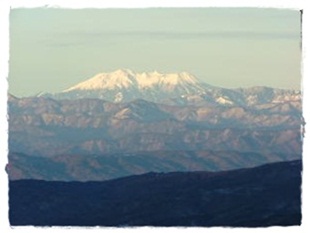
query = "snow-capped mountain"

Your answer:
(44, 69), (209, 103)
(63, 69), (205, 92)
(41, 69), (301, 107)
